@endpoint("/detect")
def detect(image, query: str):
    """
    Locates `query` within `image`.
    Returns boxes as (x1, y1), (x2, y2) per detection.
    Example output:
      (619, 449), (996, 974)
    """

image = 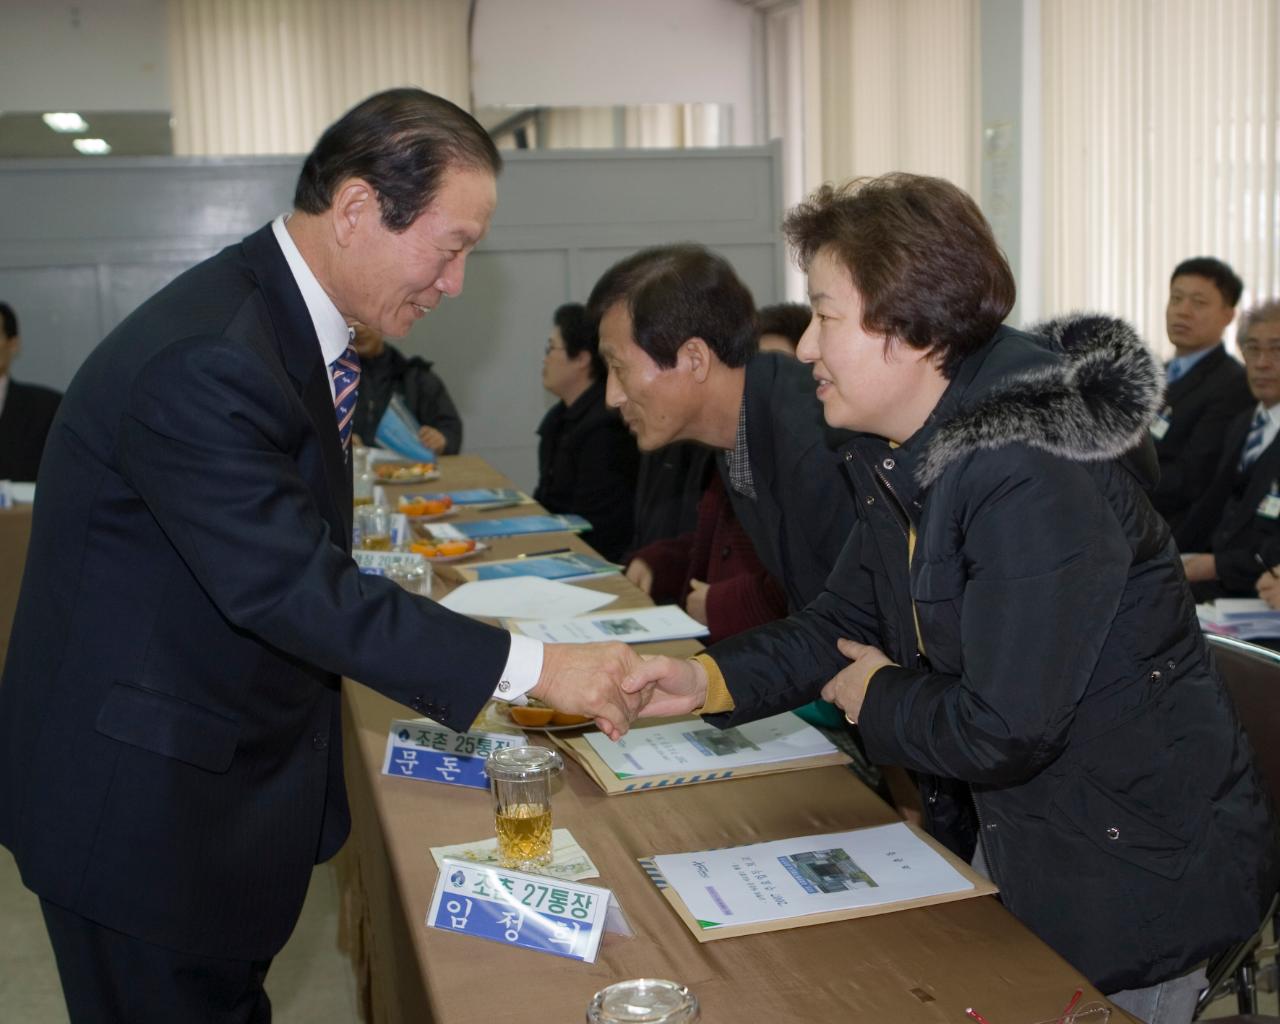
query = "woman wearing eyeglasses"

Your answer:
(533, 302), (640, 561)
